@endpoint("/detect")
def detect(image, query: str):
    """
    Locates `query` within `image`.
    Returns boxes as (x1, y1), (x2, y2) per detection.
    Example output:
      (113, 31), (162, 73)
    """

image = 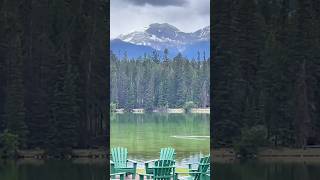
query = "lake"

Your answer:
(2, 113), (319, 179)
(215, 158), (320, 180)
(2, 158), (320, 180)
(111, 113), (210, 167)
(0, 159), (107, 180)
